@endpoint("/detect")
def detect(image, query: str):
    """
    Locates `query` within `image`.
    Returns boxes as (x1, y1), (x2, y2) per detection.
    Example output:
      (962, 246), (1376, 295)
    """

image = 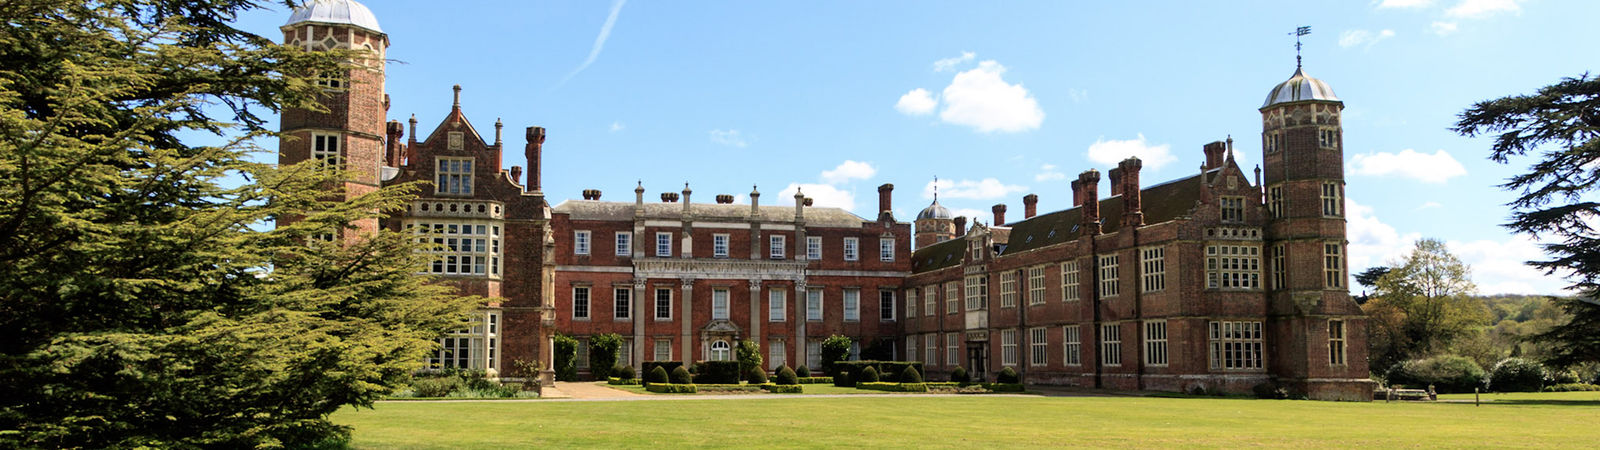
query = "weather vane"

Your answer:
(1291, 26), (1311, 69)
(933, 176), (939, 201)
